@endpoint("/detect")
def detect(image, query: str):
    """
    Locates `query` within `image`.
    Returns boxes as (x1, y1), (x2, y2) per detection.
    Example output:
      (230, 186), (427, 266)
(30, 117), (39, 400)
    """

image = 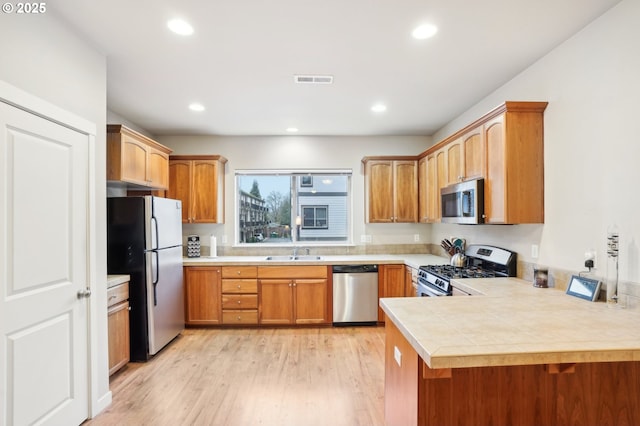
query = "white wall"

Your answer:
(157, 135), (432, 247)
(430, 0), (639, 283)
(0, 13), (110, 416)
